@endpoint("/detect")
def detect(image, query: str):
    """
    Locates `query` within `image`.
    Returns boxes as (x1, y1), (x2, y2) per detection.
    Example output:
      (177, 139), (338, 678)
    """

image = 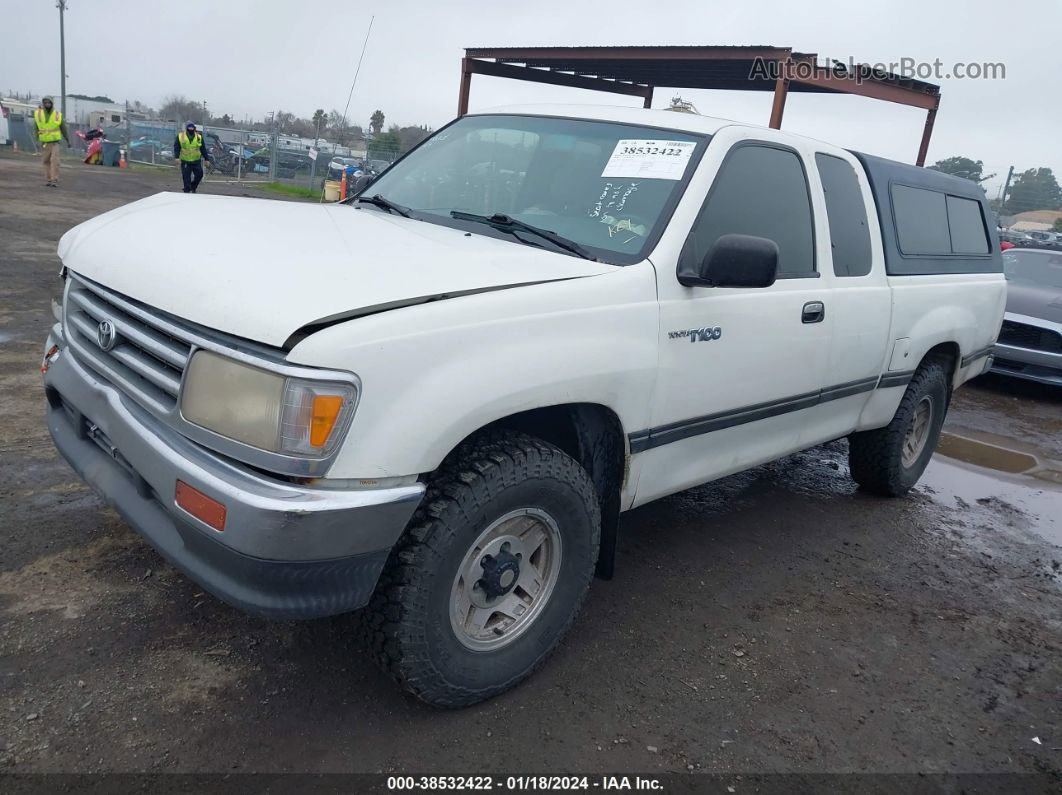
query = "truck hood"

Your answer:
(58, 192), (614, 347)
